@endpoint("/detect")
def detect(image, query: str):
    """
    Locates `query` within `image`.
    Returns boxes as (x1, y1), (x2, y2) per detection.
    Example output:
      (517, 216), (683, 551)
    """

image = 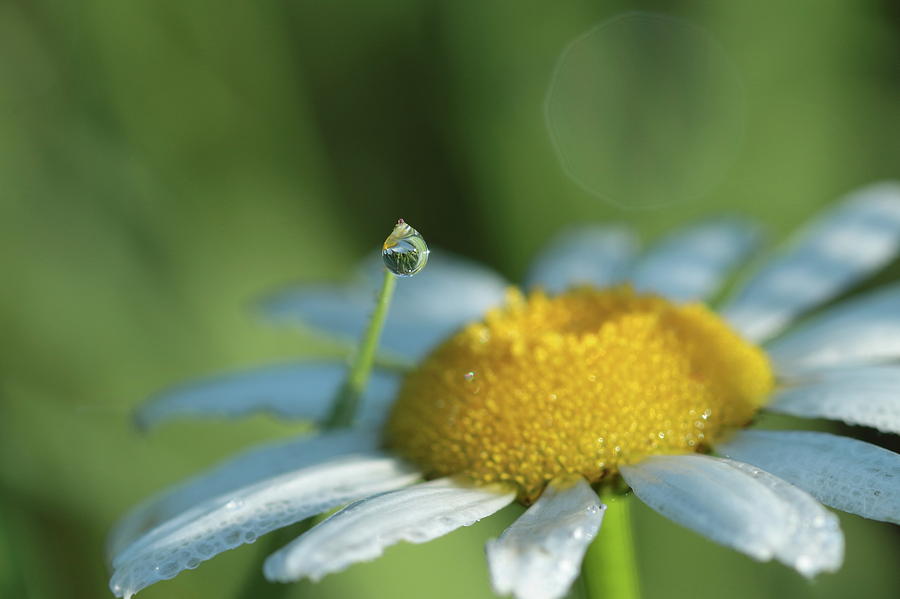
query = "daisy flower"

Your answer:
(109, 183), (900, 599)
